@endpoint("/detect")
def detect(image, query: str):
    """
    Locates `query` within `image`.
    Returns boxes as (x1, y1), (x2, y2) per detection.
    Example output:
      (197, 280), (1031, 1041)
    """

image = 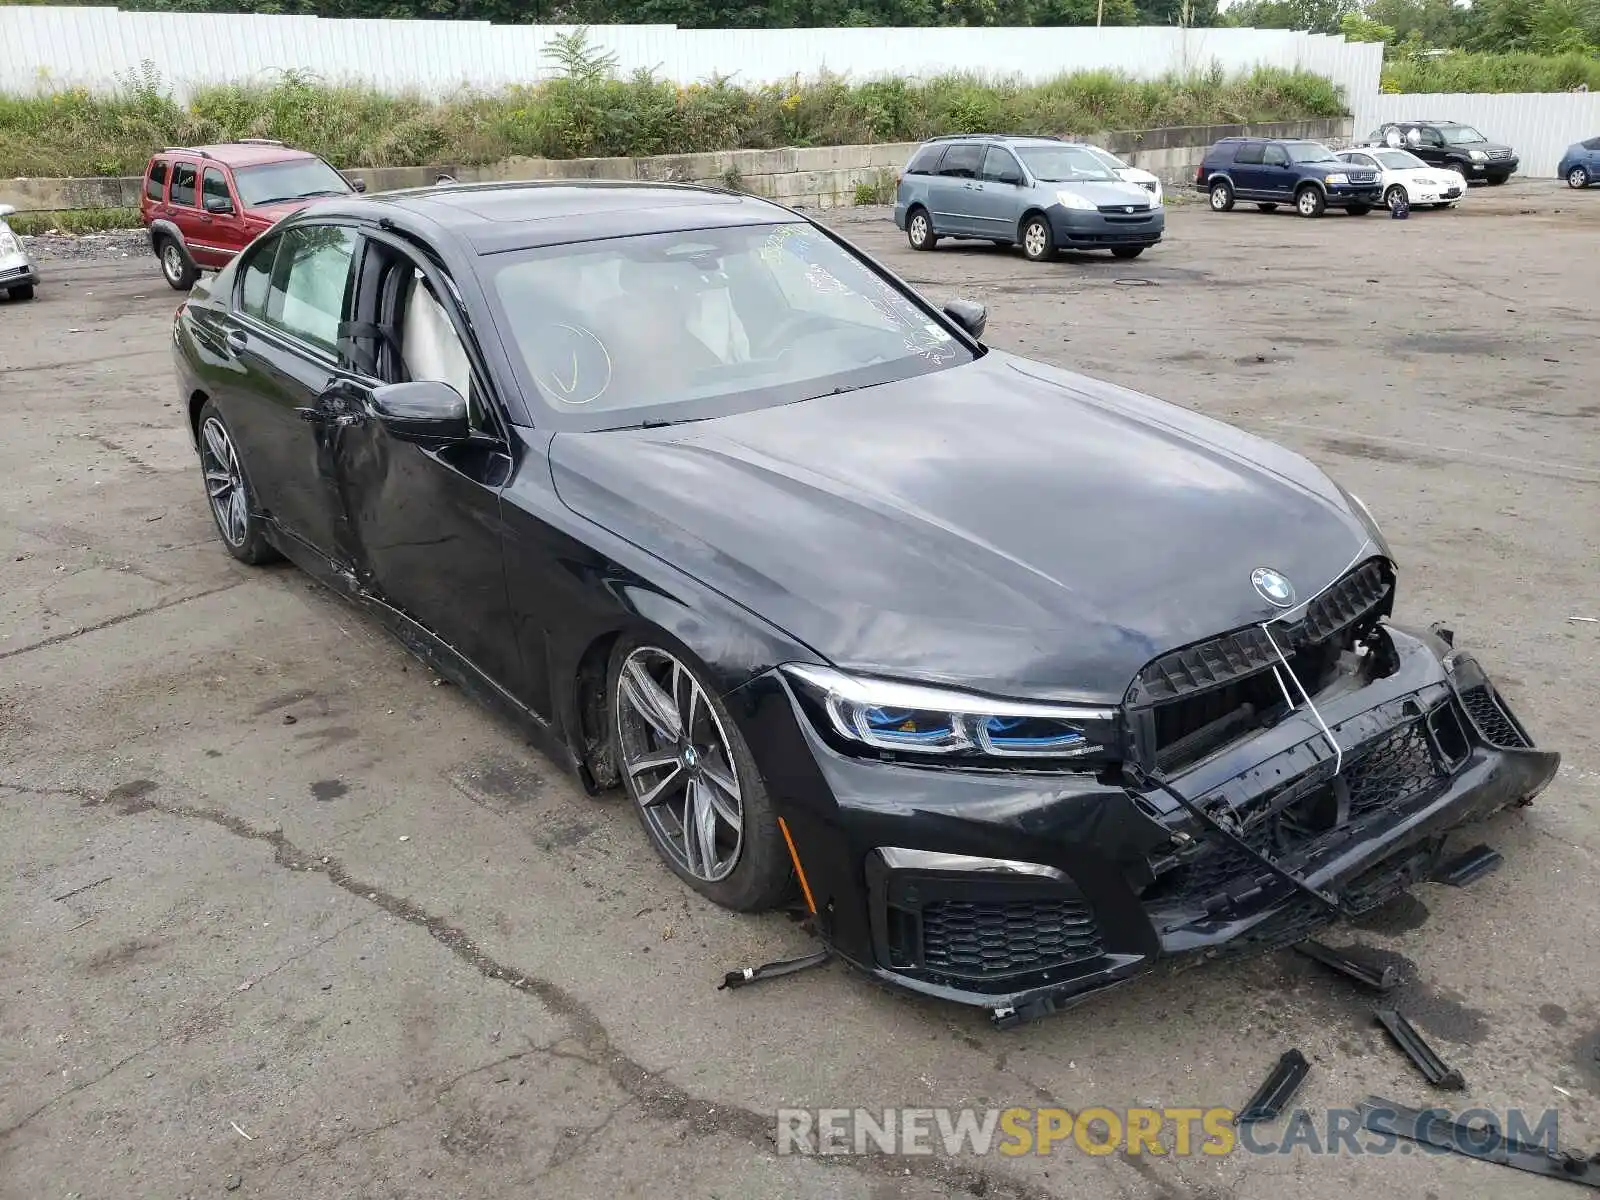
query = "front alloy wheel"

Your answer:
(1385, 185), (1408, 212)
(1296, 186), (1326, 218)
(610, 641), (791, 910)
(1020, 215), (1054, 261)
(1569, 166), (1590, 189)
